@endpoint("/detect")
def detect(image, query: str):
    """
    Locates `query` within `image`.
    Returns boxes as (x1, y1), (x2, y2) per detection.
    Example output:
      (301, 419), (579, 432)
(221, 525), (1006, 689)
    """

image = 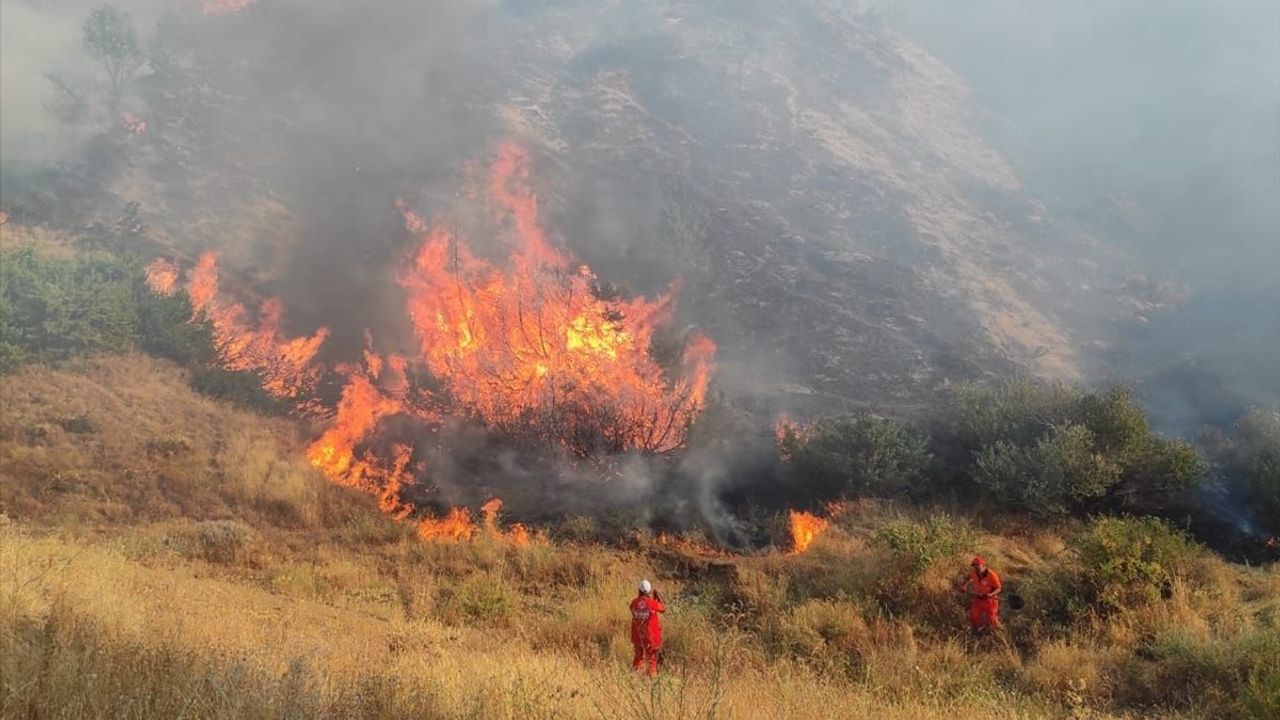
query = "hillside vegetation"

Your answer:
(2, 355), (1278, 719)
(0, 2), (1276, 714)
